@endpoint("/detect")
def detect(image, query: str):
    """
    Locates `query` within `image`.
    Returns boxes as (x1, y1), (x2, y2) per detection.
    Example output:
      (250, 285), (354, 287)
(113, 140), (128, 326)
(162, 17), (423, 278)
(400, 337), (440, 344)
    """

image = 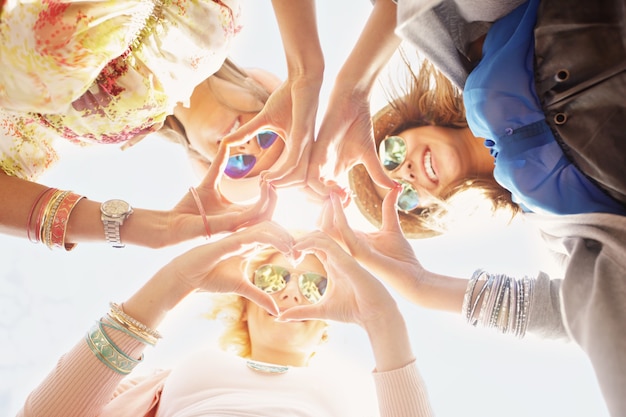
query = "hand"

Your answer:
(219, 74), (322, 190)
(166, 221), (295, 315)
(279, 230), (399, 329)
(172, 143), (278, 239)
(306, 90), (396, 201)
(318, 189), (427, 305)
